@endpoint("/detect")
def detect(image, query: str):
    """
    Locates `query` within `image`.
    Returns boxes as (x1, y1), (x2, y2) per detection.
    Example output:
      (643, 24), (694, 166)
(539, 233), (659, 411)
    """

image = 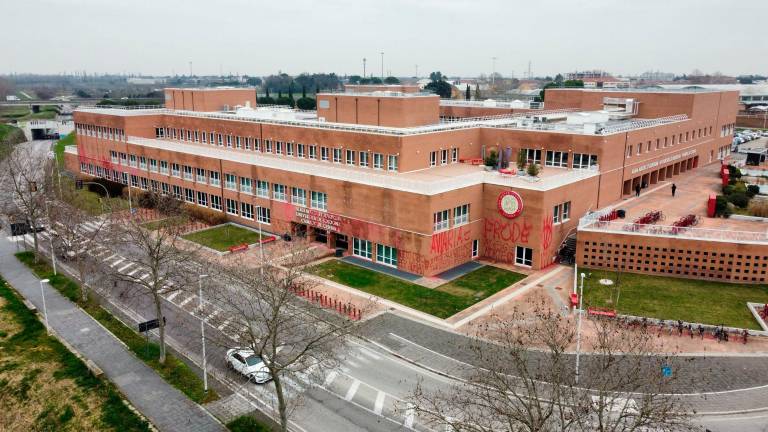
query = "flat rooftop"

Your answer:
(319, 90), (437, 98)
(580, 164), (768, 244)
(75, 105), (690, 137)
